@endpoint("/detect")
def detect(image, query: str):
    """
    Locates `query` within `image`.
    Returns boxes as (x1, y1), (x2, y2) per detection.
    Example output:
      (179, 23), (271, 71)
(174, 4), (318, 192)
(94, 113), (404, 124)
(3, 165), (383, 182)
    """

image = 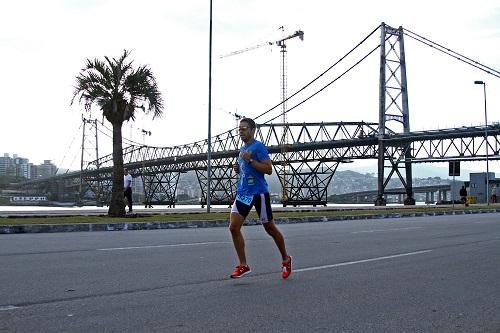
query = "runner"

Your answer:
(229, 117), (292, 279)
